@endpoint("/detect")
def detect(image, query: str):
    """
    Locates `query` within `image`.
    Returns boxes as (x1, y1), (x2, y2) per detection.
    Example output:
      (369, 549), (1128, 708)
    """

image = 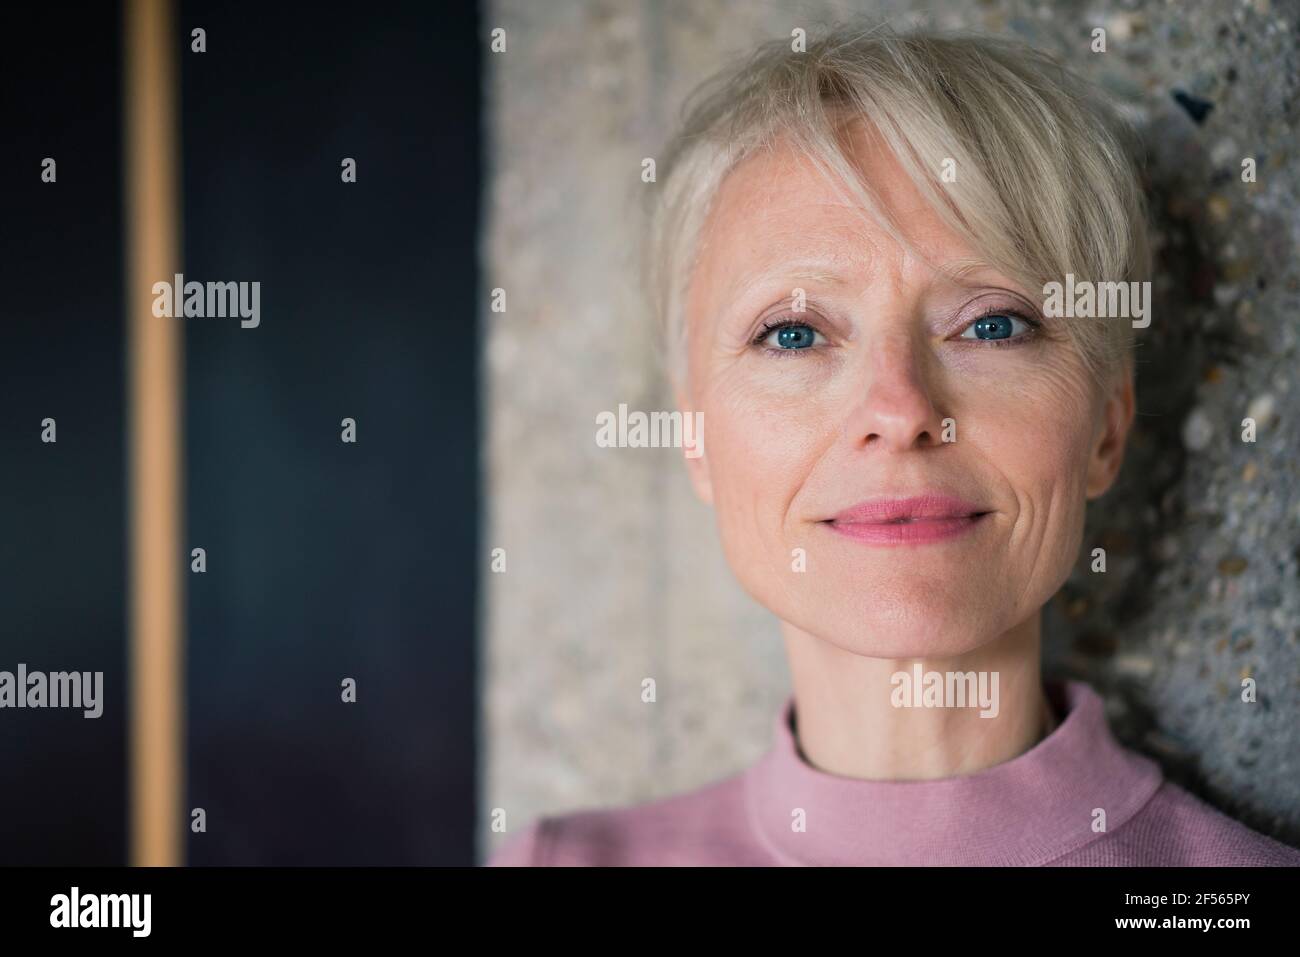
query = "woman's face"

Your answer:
(681, 122), (1133, 658)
